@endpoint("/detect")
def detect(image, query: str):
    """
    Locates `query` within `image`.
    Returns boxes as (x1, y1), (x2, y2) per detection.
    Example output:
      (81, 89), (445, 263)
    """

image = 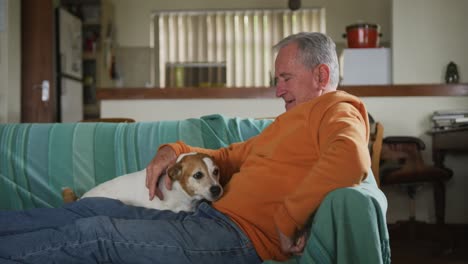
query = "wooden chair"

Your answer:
(369, 121), (384, 186)
(369, 115), (456, 253)
(379, 136), (454, 251)
(368, 112), (452, 224)
(379, 136), (452, 224)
